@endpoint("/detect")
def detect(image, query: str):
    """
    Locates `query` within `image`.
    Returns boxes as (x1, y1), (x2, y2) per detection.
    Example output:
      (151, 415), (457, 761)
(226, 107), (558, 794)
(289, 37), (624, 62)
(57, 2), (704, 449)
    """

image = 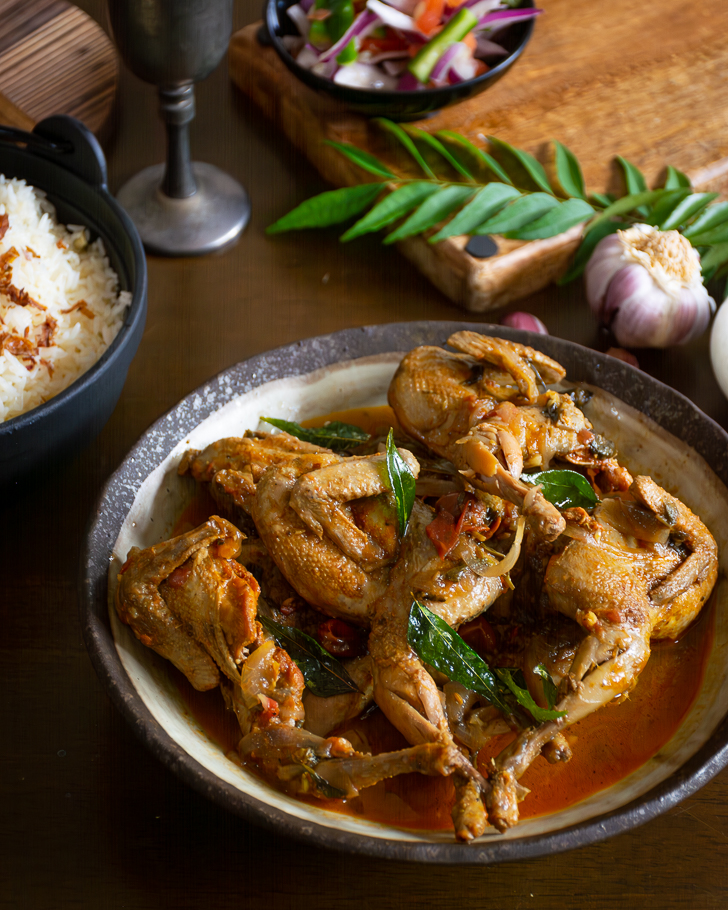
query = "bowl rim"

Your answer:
(264, 0), (536, 103)
(81, 320), (728, 865)
(0, 148), (148, 439)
